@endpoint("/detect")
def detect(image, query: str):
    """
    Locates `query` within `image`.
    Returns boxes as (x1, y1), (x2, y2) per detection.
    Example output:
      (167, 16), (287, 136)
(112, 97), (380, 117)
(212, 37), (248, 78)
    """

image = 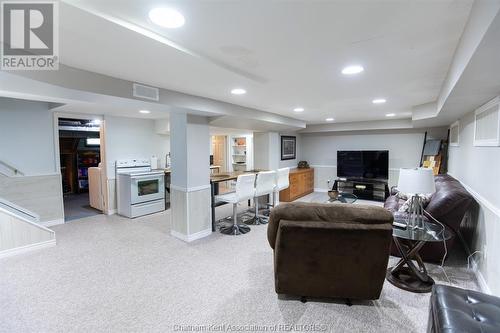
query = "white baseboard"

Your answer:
(447, 174), (497, 295)
(171, 228), (212, 242)
(105, 209), (116, 215)
(40, 218), (64, 227)
(0, 239), (56, 259)
(470, 257), (491, 295)
(314, 188), (328, 193)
